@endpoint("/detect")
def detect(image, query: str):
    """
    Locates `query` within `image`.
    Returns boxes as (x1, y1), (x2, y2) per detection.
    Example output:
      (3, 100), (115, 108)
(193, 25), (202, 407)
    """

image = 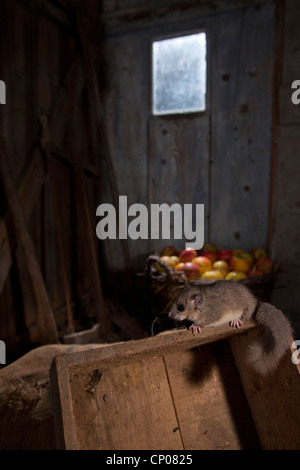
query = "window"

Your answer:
(152, 32), (207, 115)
